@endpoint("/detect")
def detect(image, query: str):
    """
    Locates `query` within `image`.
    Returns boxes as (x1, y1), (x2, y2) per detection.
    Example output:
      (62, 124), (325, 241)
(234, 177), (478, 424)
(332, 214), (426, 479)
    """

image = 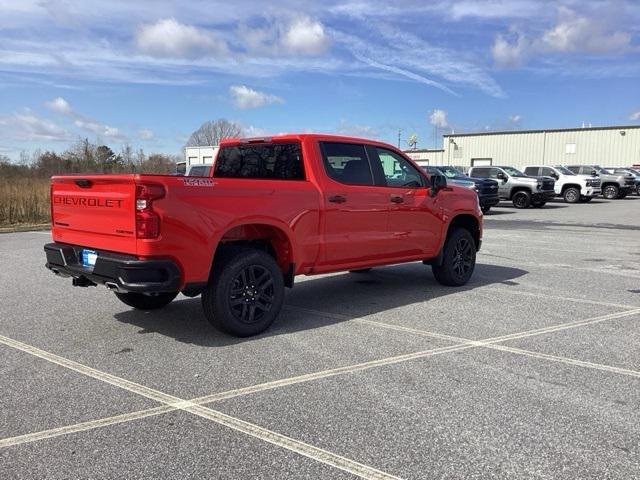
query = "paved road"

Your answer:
(1, 197), (639, 479)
